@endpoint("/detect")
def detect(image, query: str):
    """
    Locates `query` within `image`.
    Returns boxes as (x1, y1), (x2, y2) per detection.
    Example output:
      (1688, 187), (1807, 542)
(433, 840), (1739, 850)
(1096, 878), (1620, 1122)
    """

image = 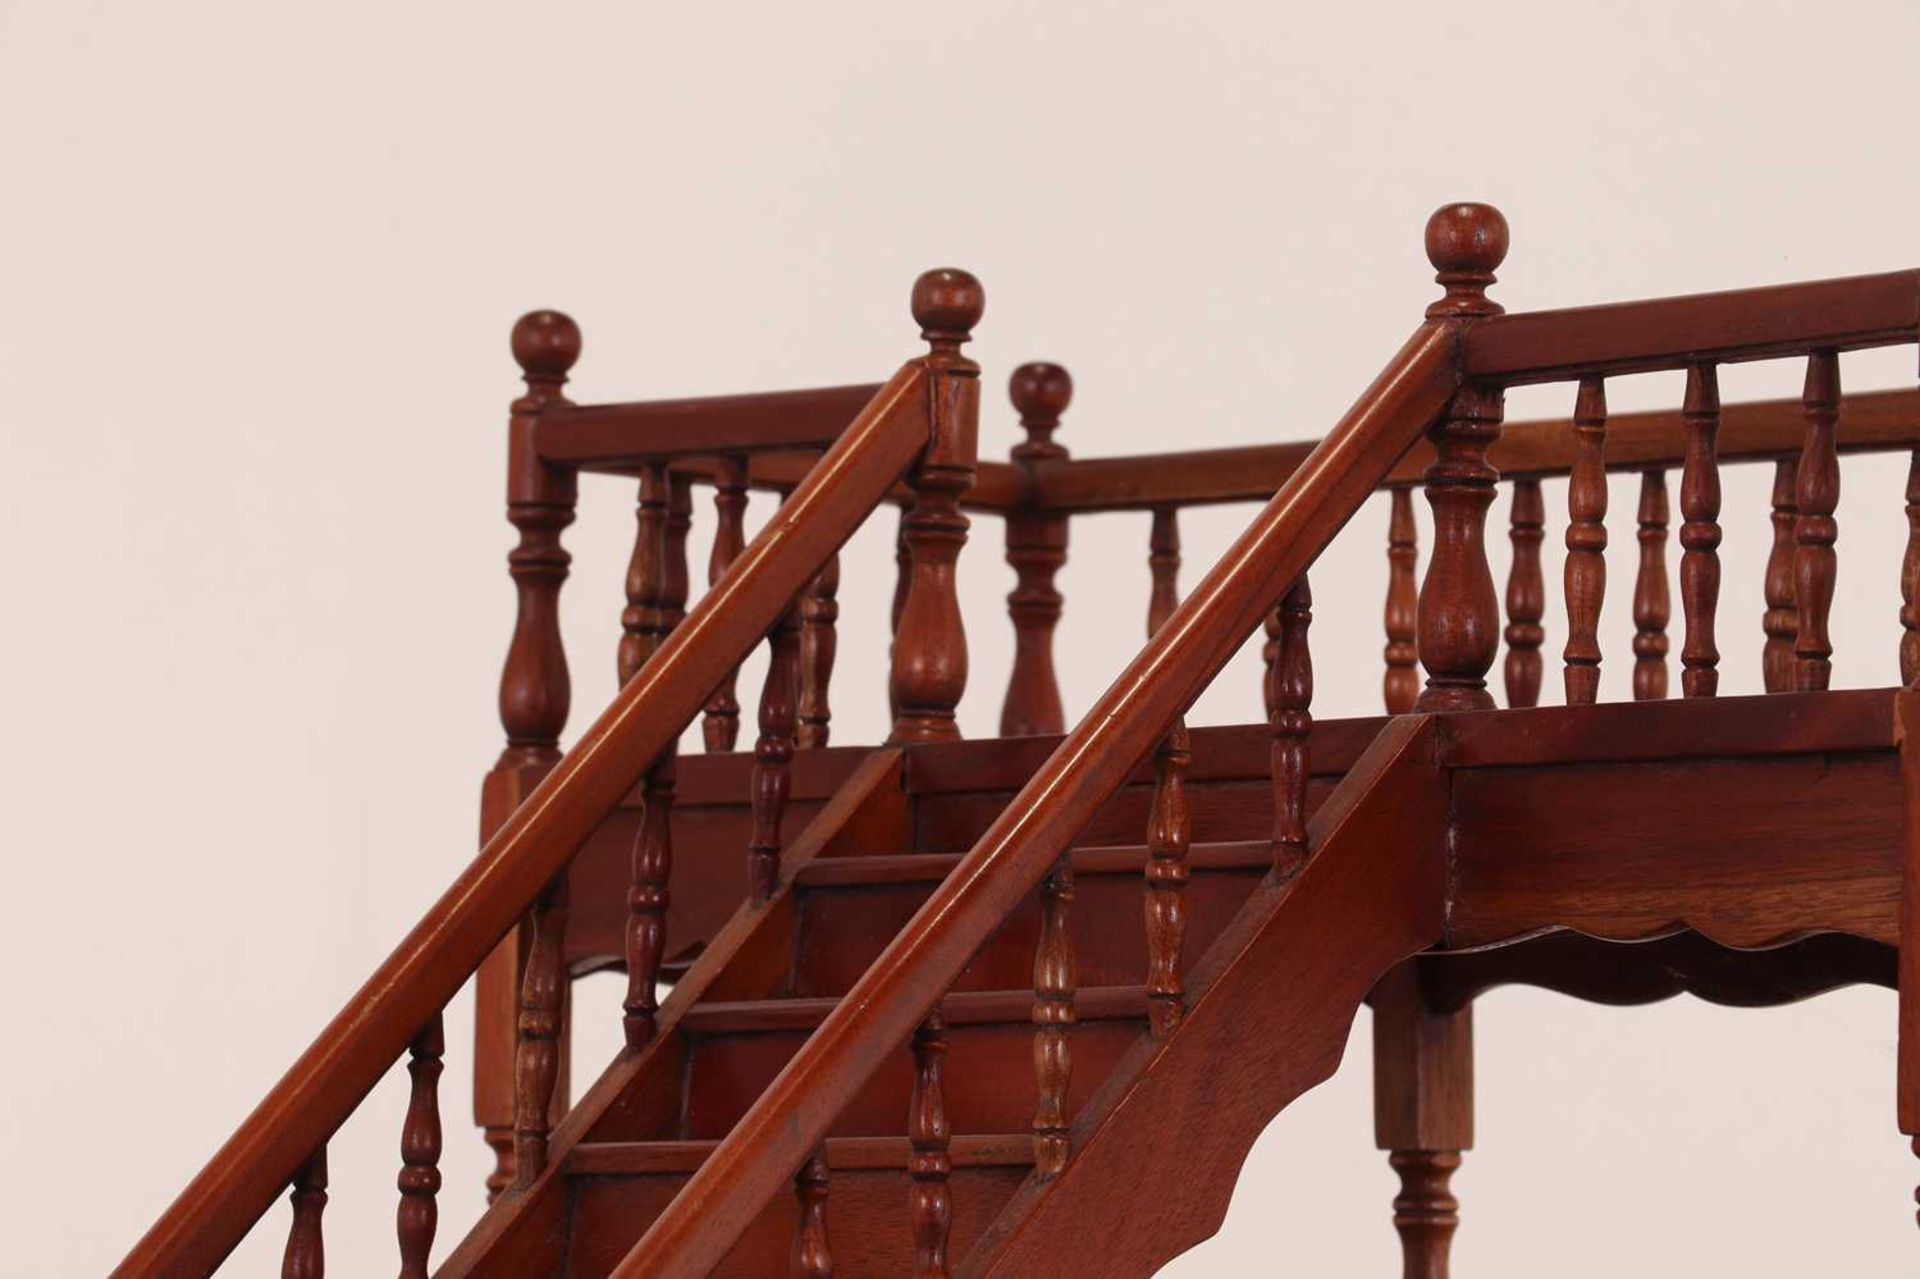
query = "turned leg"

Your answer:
(1373, 961), (1473, 1279)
